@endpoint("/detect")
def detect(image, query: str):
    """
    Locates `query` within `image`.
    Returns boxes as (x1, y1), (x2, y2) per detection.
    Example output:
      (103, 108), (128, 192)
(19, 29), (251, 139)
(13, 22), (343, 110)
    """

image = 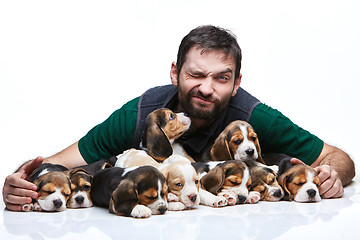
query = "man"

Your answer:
(3, 25), (355, 211)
